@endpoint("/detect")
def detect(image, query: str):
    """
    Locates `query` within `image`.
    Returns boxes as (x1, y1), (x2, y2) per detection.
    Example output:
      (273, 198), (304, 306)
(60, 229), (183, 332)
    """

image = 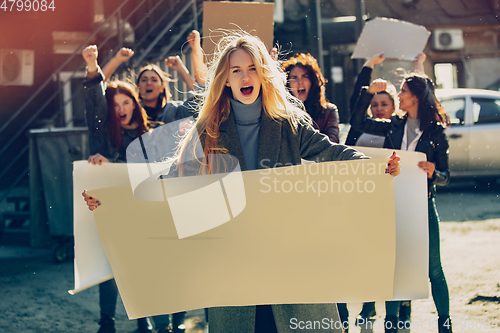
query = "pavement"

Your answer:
(1, 179), (499, 333)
